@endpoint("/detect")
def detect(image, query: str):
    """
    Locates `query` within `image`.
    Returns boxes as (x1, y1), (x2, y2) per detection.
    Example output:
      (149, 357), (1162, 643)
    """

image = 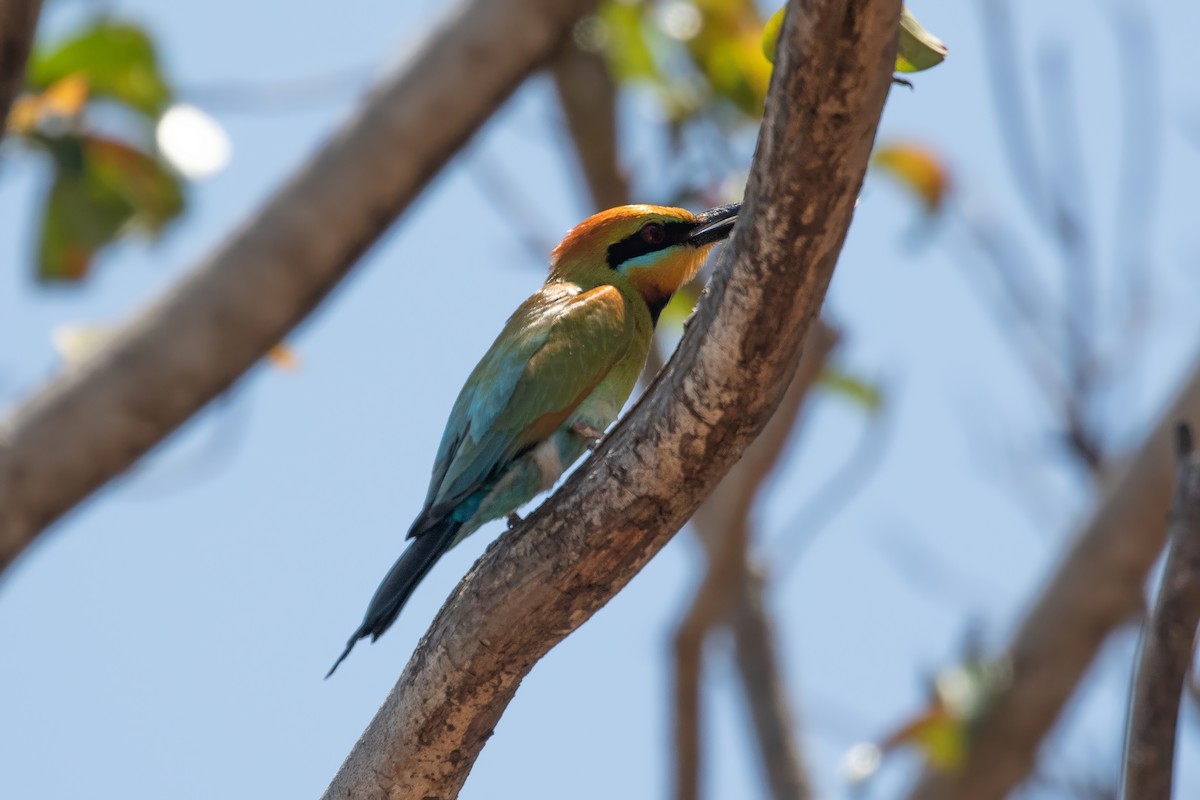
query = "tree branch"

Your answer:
(0, 0), (43, 130)
(551, 39), (629, 211)
(552, 47), (825, 798)
(674, 321), (837, 800)
(553, 47), (827, 797)
(907, 361), (1200, 800)
(320, 1), (901, 796)
(1120, 423), (1200, 800)
(733, 567), (809, 800)
(0, 0), (599, 574)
